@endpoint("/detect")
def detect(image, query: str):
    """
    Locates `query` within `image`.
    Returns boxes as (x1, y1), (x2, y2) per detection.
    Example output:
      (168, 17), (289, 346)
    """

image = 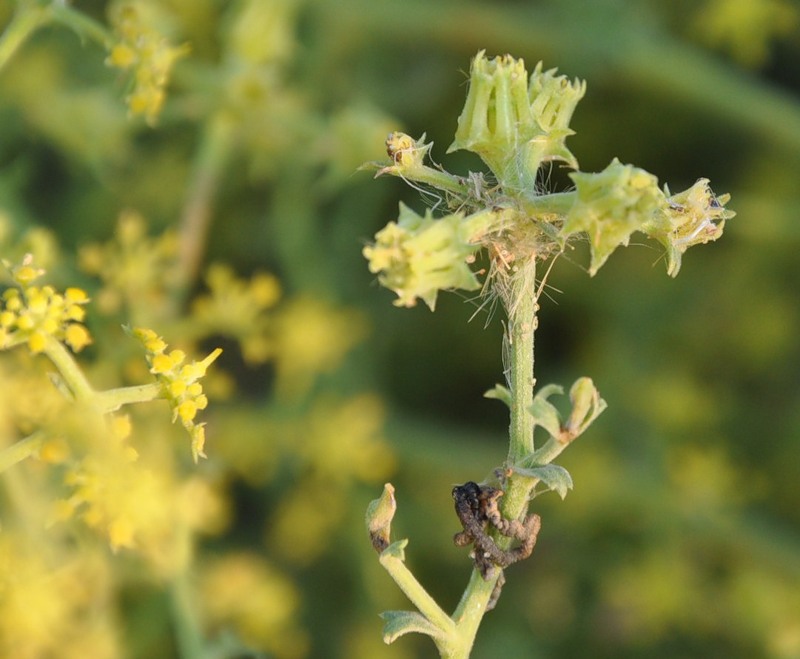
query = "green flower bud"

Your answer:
(643, 178), (733, 277)
(564, 377), (606, 440)
(560, 158), (667, 275)
(363, 203), (483, 310)
(448, 51), (585, 187)
(366, 483), (396, 553)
